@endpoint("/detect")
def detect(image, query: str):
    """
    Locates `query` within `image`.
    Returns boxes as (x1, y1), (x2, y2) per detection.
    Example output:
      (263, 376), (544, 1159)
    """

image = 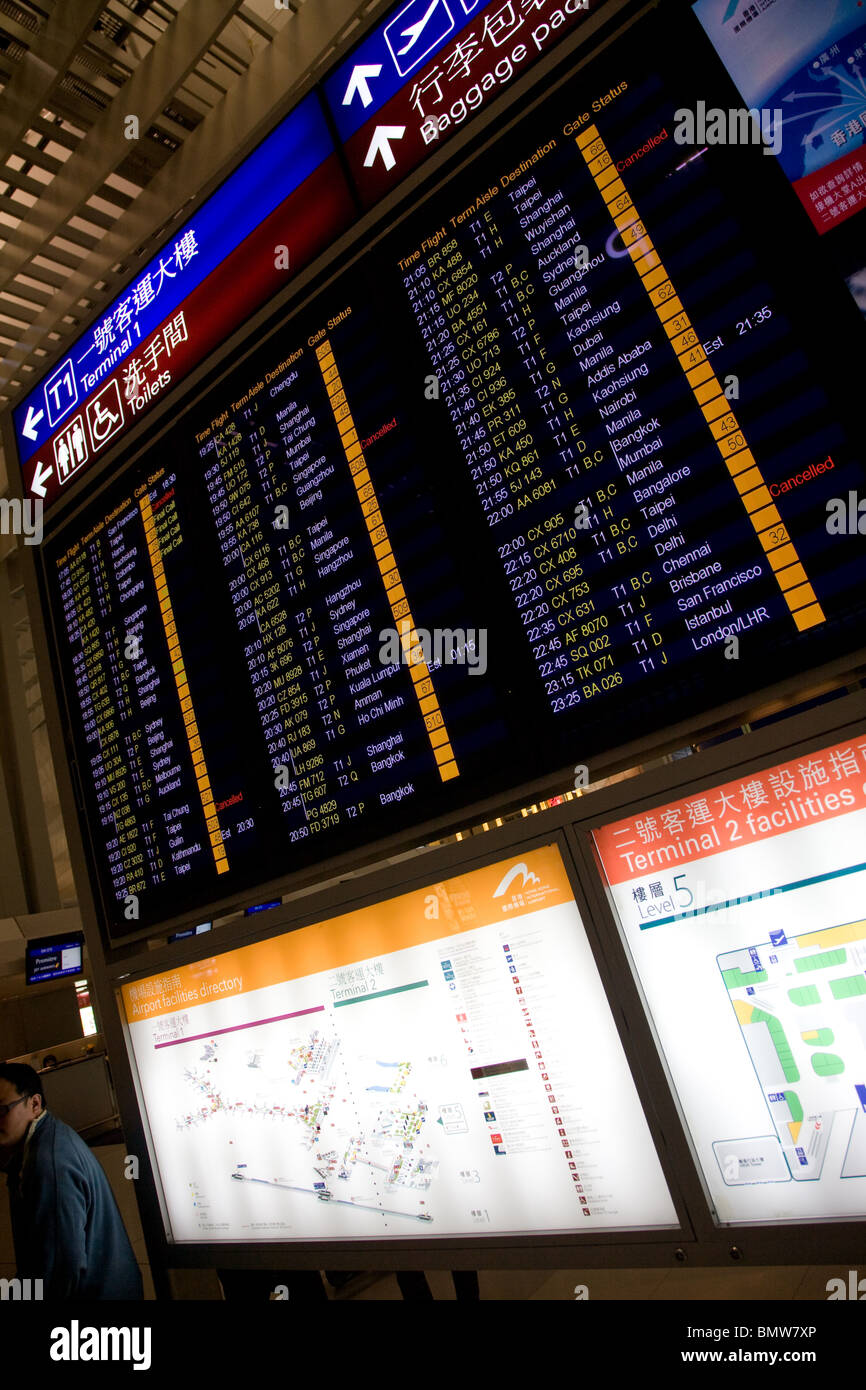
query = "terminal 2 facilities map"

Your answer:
(595, 735), (866, 1224)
